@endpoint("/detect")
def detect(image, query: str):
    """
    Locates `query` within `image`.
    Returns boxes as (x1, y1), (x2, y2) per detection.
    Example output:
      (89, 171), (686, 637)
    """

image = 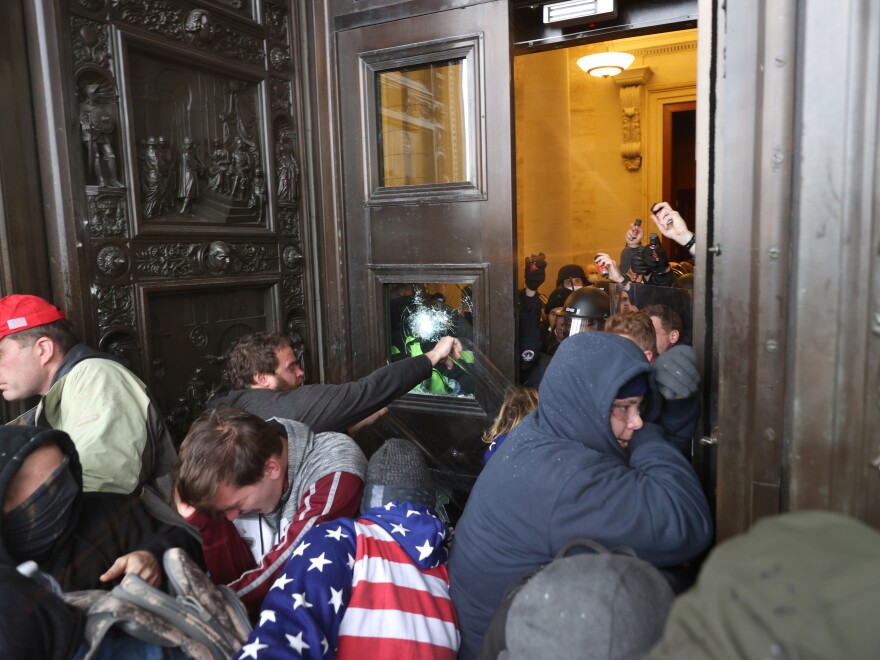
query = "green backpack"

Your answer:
(63, 548), (251, 660)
